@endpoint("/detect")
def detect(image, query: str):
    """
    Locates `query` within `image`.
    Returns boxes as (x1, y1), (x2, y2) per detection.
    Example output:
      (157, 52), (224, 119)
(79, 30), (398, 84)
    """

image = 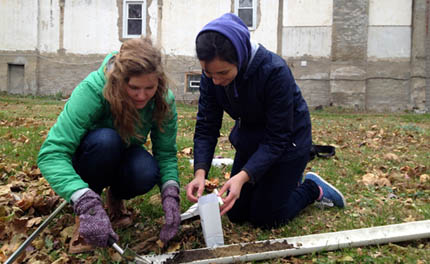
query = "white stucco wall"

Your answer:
(284, 0), (333, 26)
(0, 0), (38, 51)
(250, 0), (278, 52)
(369, 0), (412, 26)
(148, 0), (158, 43)
(161, 1), (231, 56)
(282, 27), (332, 58)
(368, 27), (411, 59)
(367, 0), (412, 59)
(63, 0), (122, 54)
(282, 0), (333, 58)
(38, 0), (61, 53)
